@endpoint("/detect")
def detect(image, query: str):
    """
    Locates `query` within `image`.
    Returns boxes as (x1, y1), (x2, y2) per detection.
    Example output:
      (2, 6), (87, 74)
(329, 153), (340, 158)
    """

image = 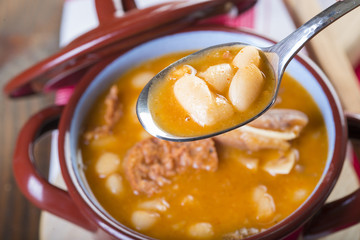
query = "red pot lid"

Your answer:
(4, 0), (256, 98)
